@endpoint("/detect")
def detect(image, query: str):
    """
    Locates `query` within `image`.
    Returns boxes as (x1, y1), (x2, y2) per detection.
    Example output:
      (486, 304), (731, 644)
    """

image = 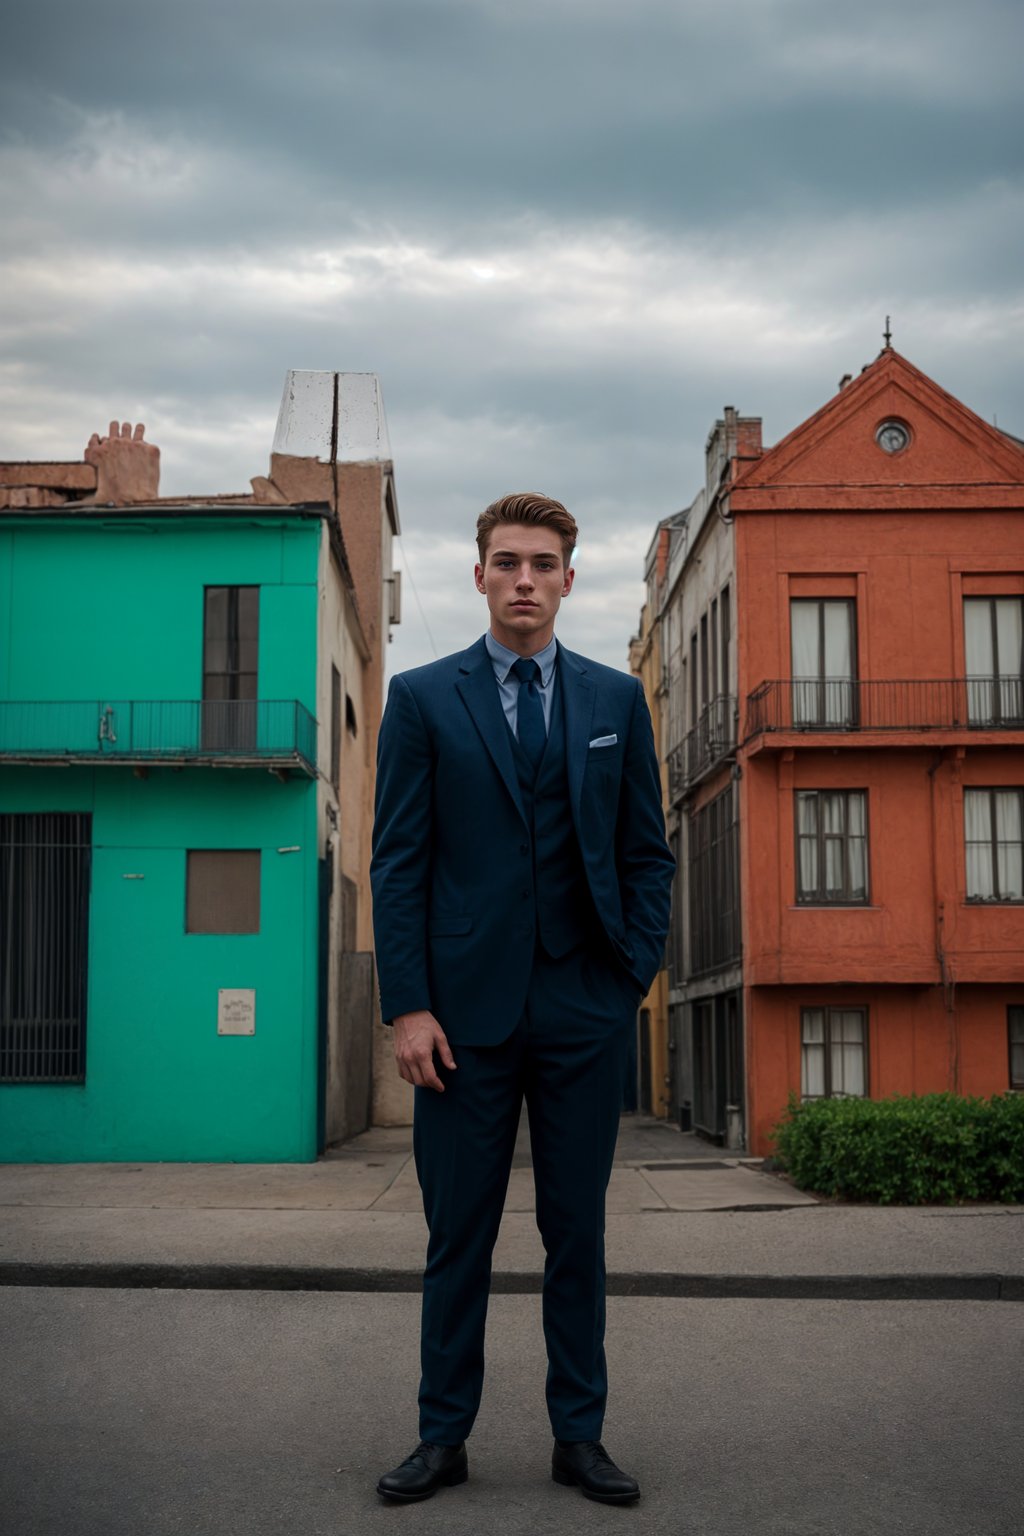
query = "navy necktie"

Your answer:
(512, 657), (546, 770)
